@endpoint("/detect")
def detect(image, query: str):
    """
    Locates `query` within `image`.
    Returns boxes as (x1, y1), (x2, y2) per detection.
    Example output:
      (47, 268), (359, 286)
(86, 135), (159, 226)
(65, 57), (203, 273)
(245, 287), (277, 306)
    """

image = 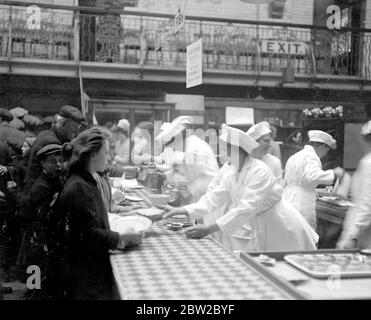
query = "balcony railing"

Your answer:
(0, 1), (371, 79)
